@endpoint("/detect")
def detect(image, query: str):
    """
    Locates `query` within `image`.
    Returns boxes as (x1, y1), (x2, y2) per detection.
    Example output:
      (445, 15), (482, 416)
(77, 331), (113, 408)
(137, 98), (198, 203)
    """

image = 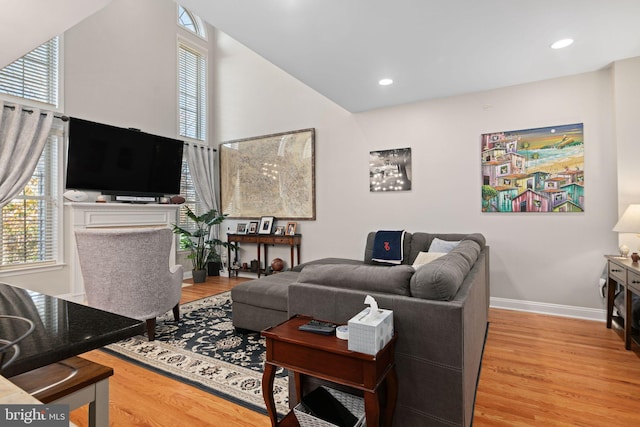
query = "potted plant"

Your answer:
(172, 206), (233, 283)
